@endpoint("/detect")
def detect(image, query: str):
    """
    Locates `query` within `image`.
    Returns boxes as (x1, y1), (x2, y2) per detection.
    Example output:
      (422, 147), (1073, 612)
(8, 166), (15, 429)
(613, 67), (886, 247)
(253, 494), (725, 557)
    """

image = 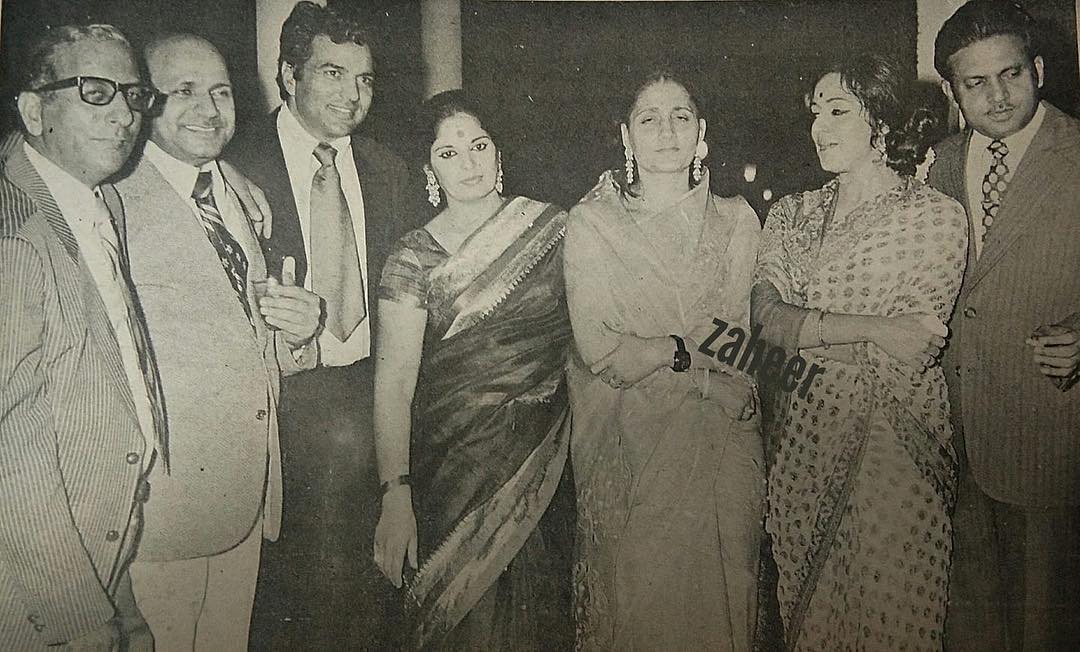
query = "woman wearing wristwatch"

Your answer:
(752, 54), (966, 651)
(563, 68), (765, 651)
